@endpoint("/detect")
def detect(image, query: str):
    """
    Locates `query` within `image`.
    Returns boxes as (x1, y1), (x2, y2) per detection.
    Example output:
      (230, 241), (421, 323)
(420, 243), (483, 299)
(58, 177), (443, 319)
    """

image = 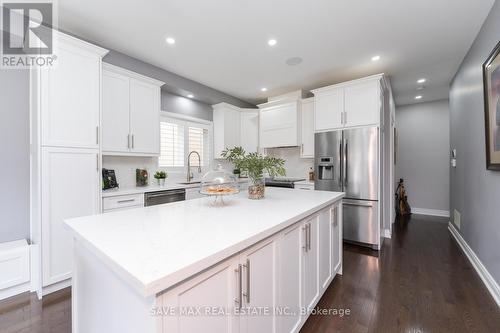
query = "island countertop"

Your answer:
(65, 188), (344, 297)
